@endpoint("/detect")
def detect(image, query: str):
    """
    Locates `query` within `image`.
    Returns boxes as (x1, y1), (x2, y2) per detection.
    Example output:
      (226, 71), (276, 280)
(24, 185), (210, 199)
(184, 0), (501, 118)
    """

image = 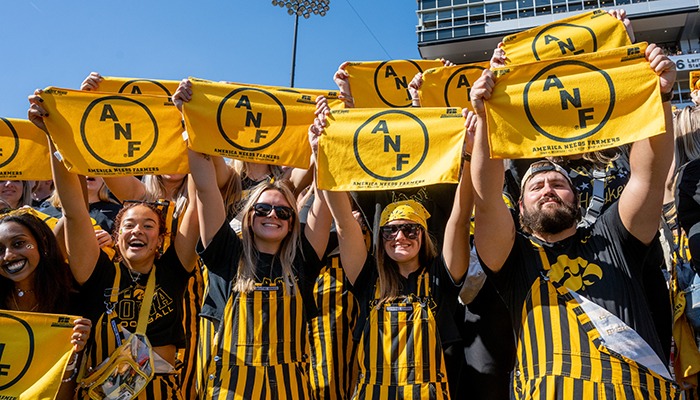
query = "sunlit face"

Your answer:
(520, 171), (578, 234)
(116, 205), (163, 265)
(382, 219), (422, 265)
(0, 181), (24, 209)
(251, 190), (293, 245)
(85, 176), (105, 197)
(0, 221), (41, 285)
